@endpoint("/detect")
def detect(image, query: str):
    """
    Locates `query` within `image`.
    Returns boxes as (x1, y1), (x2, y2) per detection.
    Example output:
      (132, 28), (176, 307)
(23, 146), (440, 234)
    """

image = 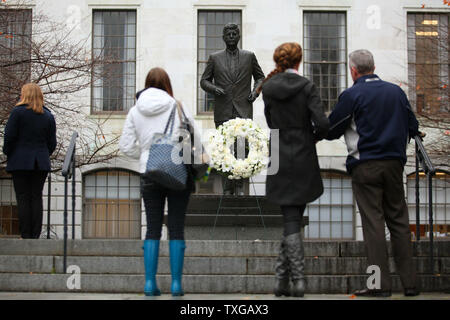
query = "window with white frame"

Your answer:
(304, 171), (354, 239)
(407, 13), (449, 115)
(197, 10), (242, 114)
(83, 169), (141, 239)
(407, 171), (449, 238)
(303, 12), (347, 113)
(91, 10), (136, 113)
(0, 174), (18, 237)
(0, 9), (32, 106)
